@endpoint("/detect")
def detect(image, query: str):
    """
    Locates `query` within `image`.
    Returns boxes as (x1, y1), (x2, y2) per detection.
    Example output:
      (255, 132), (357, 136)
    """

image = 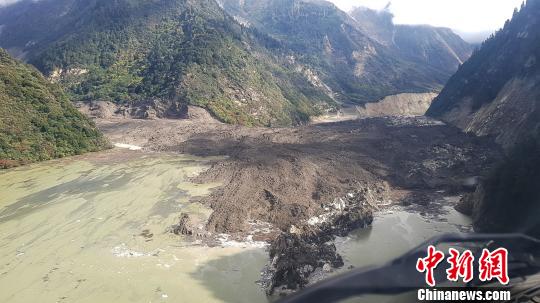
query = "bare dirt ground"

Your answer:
(95, 107), (502, 239)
